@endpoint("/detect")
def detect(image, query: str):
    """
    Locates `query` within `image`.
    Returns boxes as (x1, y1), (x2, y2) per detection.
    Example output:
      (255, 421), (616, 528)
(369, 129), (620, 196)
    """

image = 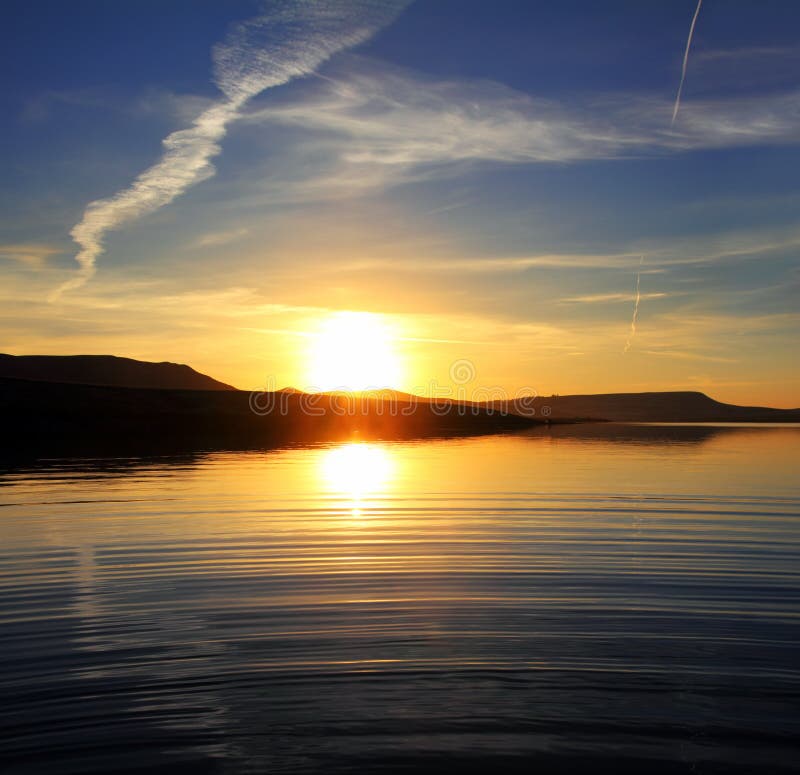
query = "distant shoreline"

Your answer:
(0, 377), (544, 459)
(2, 353), (798, 460)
